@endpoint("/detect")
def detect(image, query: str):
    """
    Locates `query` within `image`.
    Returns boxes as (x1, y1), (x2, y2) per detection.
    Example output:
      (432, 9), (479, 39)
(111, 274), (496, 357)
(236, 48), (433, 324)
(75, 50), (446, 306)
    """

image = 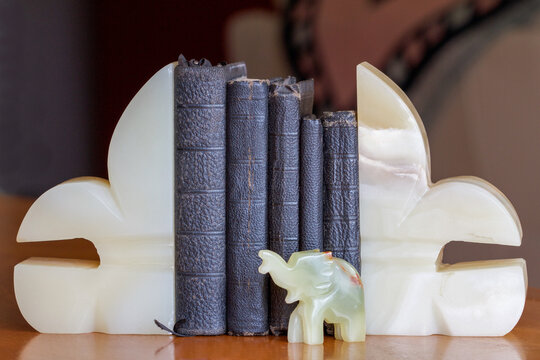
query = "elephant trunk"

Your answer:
(258, 250), (295, 290)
